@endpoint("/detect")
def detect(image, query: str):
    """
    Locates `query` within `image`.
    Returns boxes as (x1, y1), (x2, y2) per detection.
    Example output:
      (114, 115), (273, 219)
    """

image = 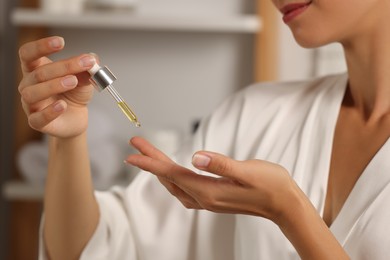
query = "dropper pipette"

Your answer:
(88, 63), (141, 127)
